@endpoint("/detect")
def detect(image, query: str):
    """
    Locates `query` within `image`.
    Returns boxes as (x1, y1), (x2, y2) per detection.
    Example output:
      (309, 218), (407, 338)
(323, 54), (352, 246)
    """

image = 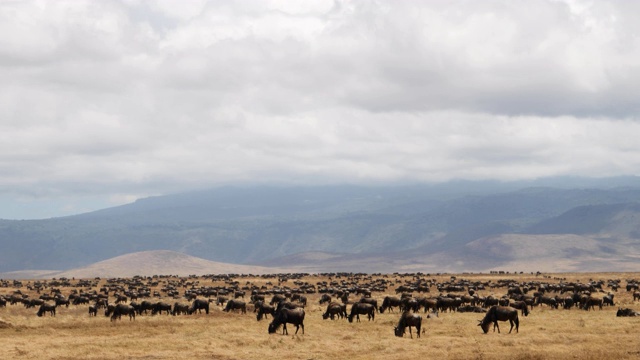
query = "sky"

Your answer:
(1, 0), (640, 219)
